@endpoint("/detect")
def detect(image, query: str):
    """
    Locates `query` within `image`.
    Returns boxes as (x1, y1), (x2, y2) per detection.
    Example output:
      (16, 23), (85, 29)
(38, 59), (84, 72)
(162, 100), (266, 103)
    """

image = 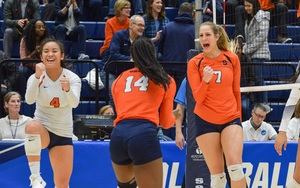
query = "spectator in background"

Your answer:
(202, 0), (224, 24)
(286, 99), (300, 141)
(3, 0), (41, 59)
(243, 0), (270, 104)
(101, 14), (145, 67)
(0, 91), (32, 140)
(99, 105), (115, 115)
(158, 2), (194, 88)
(43, 0), (56, 21)
(106, 0), (143, 19)
(0, 54), (19, 118)
(296, 1), (300, 25)
(100, 0), (131, 70)
(83, 0), (103, 21)
(17, 19), (50, 98)
(143, 0), (169, 45)
(230, 37), (256, 121)
(53, 0), (90, 60)
(234, 0), (292, 43)
(225, 0), (244, 24)
(242, 103), (277, 141)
